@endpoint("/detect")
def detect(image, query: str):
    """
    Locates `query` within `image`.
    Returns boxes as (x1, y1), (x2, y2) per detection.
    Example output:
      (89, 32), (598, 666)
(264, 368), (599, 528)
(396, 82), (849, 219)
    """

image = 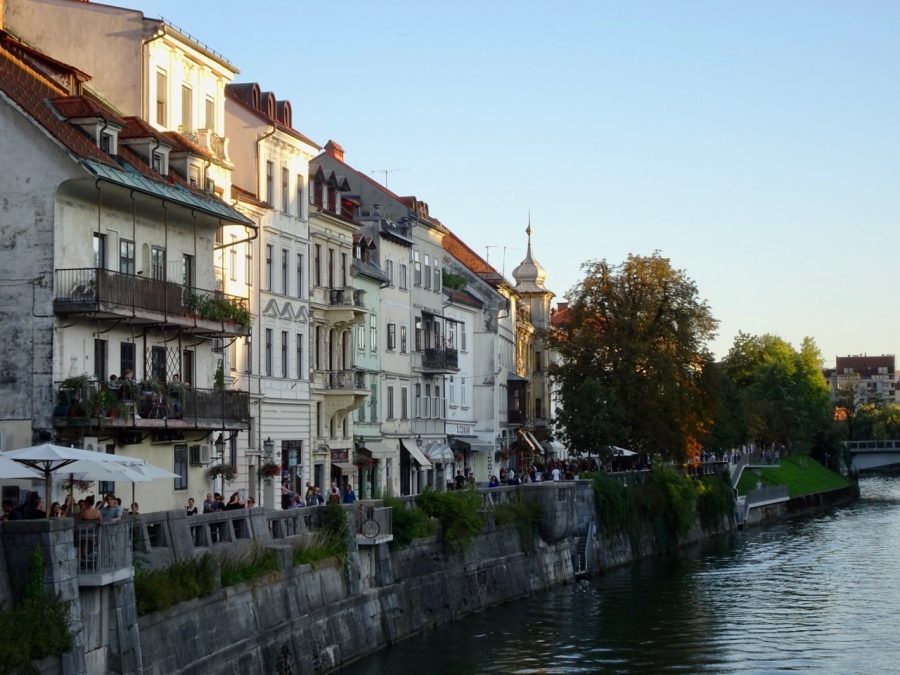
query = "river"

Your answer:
(342, 475), (900, 674)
